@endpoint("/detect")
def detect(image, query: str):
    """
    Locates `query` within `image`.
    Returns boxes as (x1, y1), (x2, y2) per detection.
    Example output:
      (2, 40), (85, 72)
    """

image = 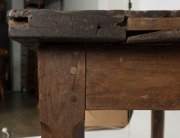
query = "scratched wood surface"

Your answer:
(8, 9), (126, 44)
(8, 9), (180, 45)
(86, 44), (180, 110)
(38, 45), (85, 138)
